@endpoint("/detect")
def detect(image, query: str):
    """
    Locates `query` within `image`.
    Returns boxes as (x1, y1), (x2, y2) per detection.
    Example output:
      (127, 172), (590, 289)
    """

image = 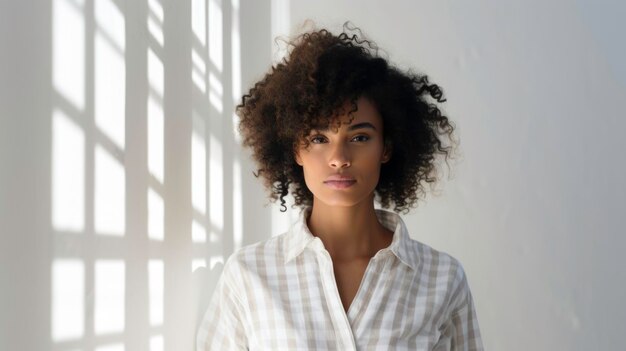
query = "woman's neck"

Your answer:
(306, 198), (393, 262)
